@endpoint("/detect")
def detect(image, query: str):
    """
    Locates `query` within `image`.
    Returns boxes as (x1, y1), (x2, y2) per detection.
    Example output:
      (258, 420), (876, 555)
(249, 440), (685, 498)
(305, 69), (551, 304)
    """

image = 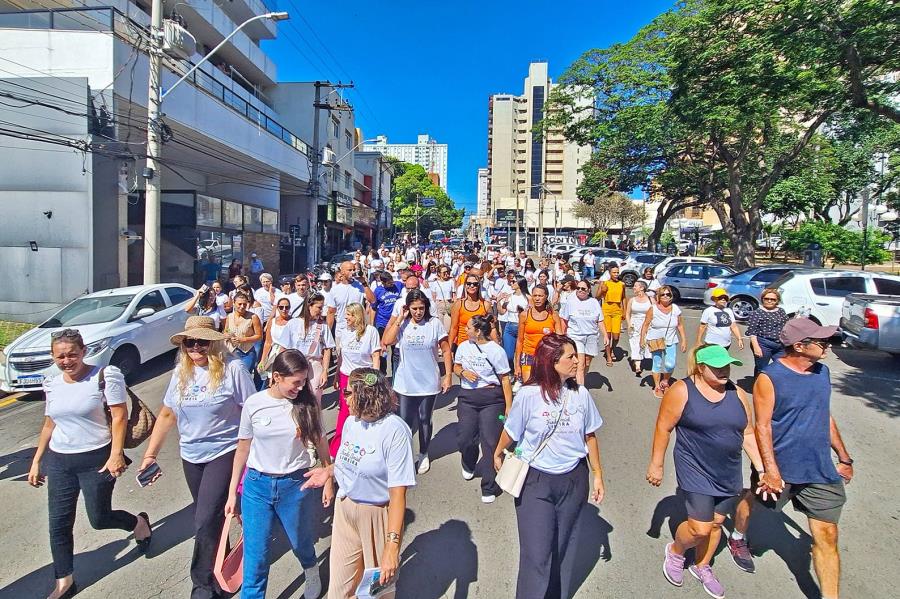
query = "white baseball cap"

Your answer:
(317, 272), (333, 281)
